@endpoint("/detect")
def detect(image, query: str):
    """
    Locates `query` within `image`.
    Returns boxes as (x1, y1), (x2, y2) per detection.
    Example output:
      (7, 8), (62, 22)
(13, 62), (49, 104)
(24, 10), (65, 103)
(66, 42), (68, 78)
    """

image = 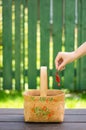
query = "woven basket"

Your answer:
(24, 89), (65, 122)
(24, 66), (65, 122)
